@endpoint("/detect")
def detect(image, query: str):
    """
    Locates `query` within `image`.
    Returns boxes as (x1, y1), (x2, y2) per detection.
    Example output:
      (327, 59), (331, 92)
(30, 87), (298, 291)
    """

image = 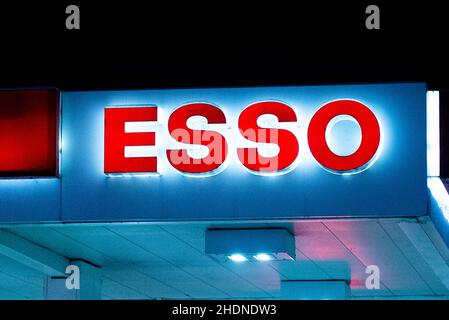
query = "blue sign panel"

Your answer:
(0, 179), (60, 223)
(58, 83), (427, 222)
